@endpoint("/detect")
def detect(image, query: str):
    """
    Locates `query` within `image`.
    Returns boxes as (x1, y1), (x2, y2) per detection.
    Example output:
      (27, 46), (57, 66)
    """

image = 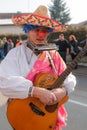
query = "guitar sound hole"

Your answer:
(49, 125), (53, 129)
(29, 102), (45, 116)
